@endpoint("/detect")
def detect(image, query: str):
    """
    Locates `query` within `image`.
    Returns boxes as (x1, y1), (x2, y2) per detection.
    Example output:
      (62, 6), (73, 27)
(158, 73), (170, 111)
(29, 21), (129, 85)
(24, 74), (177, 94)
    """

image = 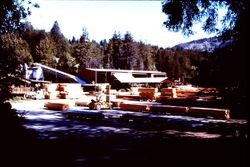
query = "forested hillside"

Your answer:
(1, 0), (247, 101)
(2, 21), (218, 86)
